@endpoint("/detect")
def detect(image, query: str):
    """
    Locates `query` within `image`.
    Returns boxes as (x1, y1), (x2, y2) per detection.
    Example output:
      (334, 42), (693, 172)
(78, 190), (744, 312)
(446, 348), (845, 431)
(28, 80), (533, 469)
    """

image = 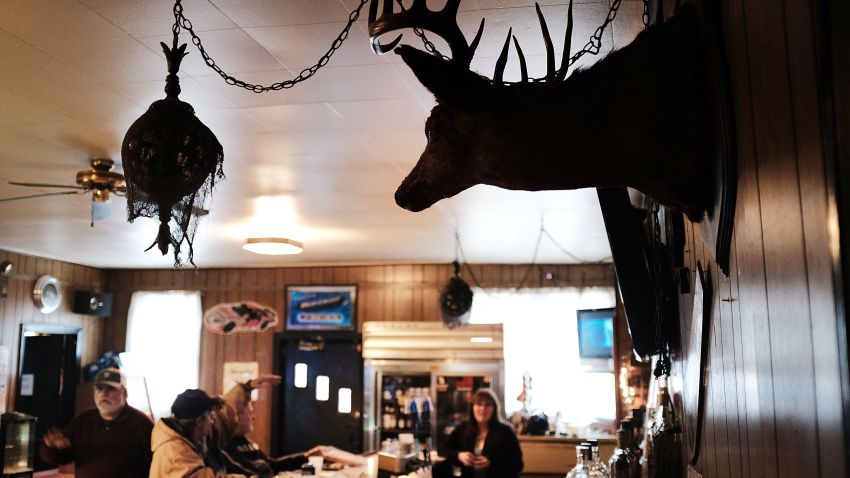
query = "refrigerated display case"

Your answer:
(362, 321), (504, 452)
(0, 412), (36, 478)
